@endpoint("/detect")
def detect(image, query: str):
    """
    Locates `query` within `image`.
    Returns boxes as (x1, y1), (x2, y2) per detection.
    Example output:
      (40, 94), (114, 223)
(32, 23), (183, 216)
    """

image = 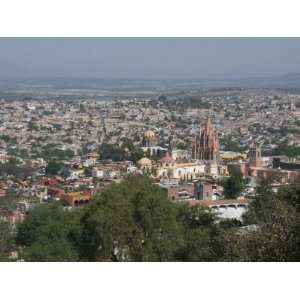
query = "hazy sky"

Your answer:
(0, 38), (300, 79)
